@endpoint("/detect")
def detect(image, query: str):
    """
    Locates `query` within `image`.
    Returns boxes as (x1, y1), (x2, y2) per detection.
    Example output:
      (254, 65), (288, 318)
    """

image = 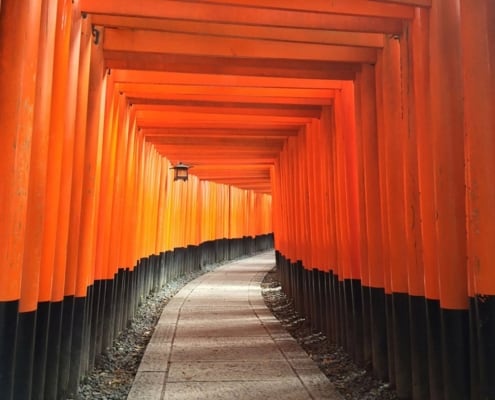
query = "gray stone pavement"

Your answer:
(128, 251), (343, 400)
